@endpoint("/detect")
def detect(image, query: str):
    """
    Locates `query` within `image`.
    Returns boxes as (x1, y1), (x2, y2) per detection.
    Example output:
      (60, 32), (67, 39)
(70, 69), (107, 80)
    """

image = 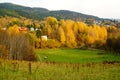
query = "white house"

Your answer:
(1, 27), (7, 30)
(41, 35), (47, 41)
(30, 27), (34, 31)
